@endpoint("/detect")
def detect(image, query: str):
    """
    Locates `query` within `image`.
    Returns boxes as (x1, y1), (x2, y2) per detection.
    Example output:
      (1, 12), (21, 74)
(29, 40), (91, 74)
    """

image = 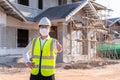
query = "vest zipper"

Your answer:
(39, 38), (48, 74)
